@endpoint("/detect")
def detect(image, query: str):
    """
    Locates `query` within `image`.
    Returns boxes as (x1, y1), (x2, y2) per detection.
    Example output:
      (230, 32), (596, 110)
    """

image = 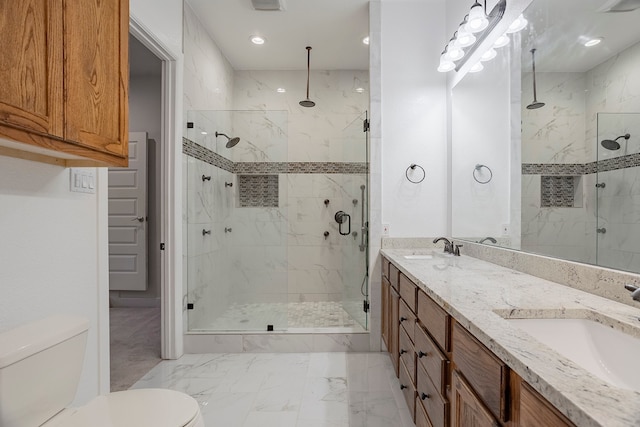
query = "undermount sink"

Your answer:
(403, 254), (433, 260)
(506, 317), (640, 392)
